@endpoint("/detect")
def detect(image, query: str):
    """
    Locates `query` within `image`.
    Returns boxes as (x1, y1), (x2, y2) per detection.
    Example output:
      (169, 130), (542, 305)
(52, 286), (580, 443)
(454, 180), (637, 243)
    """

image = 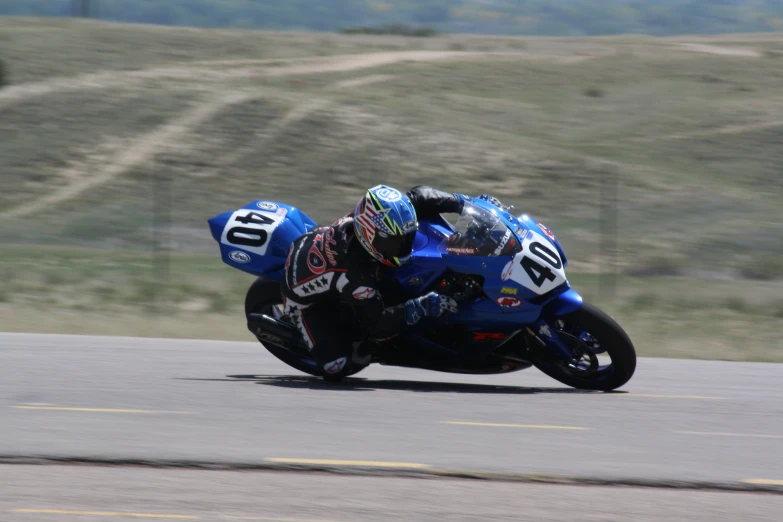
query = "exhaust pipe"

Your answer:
(247, 313), (297, 342)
